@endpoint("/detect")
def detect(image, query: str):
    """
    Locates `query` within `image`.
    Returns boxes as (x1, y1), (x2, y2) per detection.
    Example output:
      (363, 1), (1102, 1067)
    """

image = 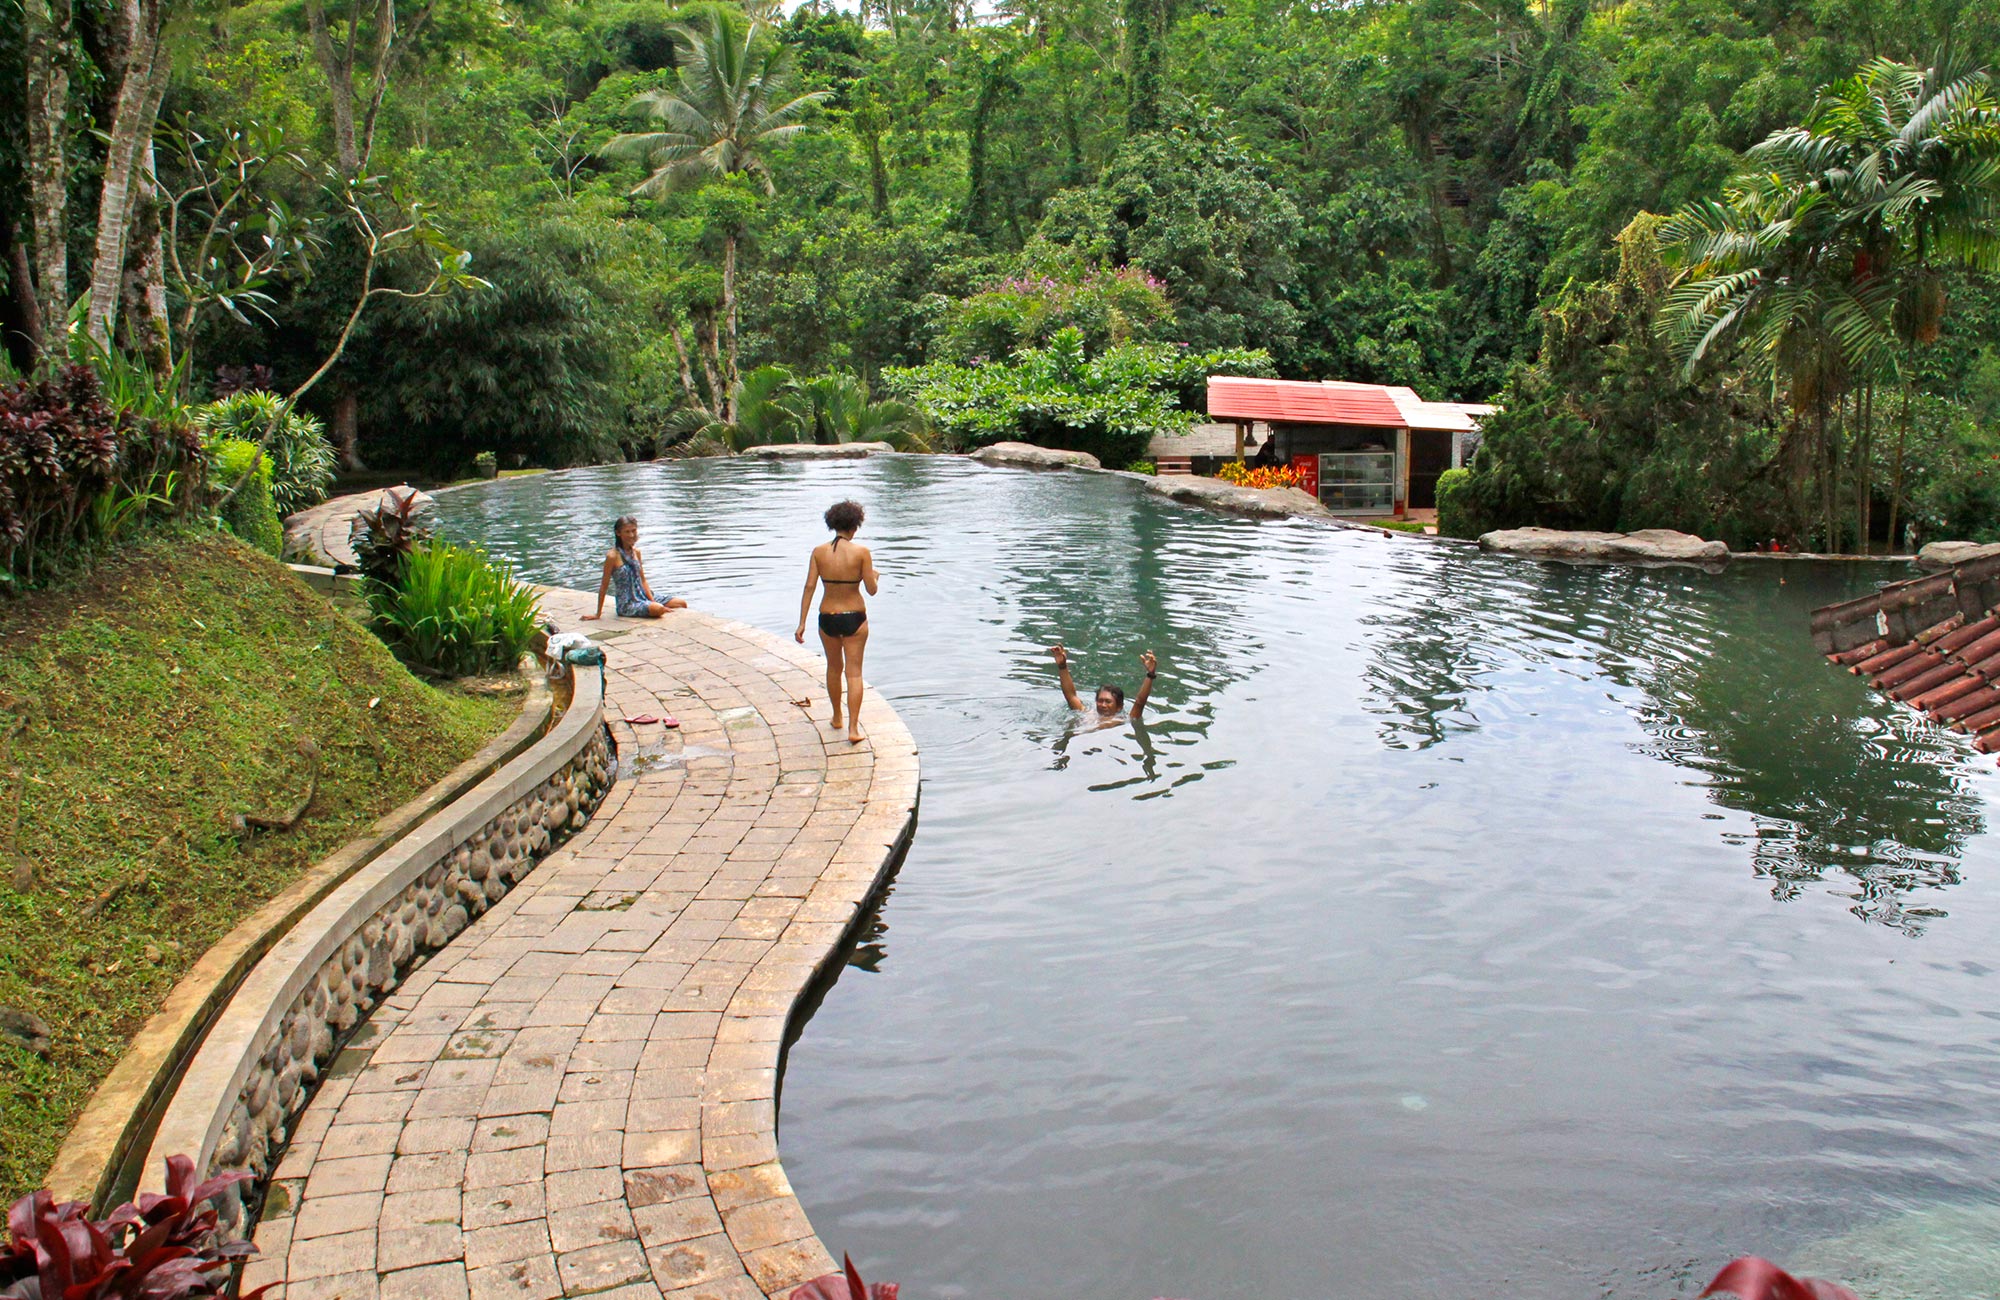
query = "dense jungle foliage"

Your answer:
(4, 0), (1998, 545)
